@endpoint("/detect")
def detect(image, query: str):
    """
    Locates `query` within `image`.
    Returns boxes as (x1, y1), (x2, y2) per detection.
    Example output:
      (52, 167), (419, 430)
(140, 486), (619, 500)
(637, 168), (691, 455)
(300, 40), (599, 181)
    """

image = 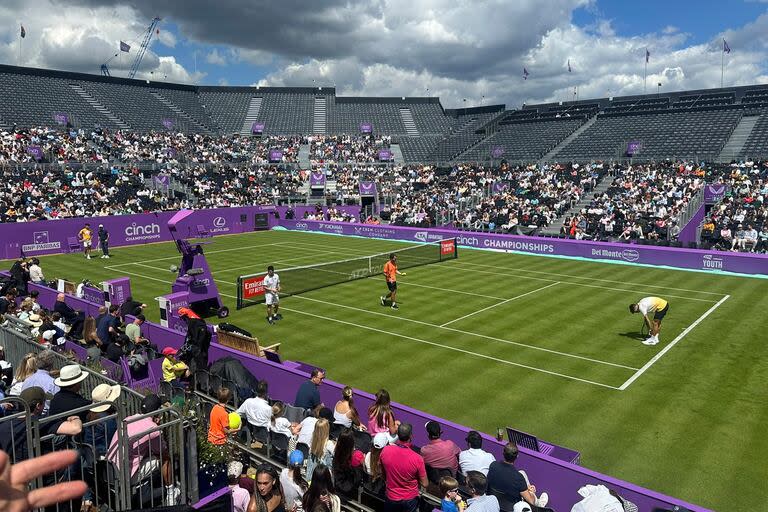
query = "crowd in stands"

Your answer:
(308, 135), (391, 165)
